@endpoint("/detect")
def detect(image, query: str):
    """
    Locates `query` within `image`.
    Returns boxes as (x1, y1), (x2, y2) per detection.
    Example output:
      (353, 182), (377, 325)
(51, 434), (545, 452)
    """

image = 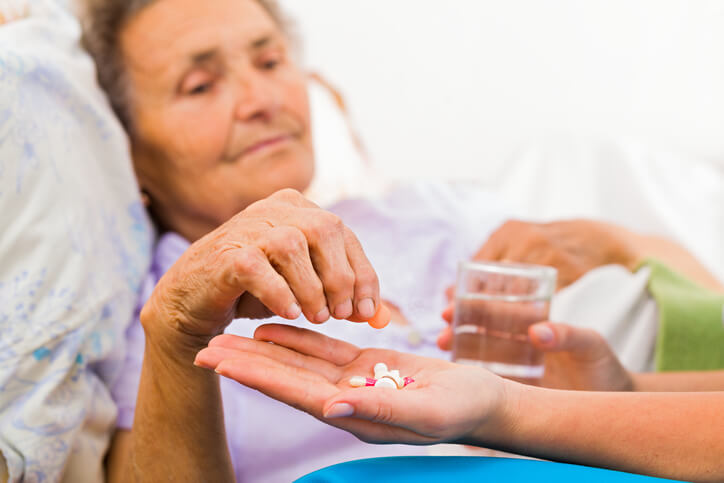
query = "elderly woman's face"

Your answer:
(121, 0), (314, 240)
